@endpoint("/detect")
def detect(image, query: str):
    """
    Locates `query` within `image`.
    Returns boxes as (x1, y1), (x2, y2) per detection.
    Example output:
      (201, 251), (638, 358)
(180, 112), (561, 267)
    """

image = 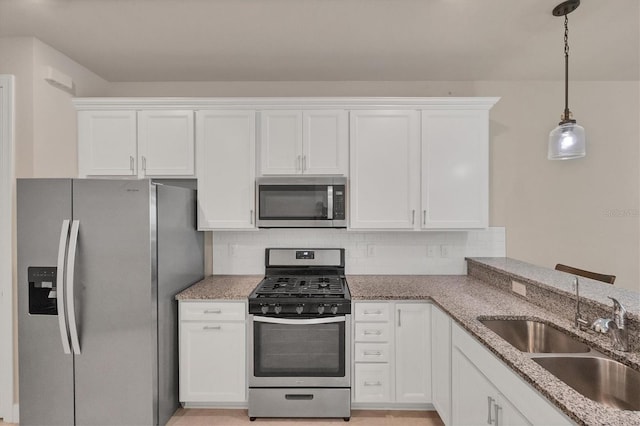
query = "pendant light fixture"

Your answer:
(548, 0), (586, 160)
